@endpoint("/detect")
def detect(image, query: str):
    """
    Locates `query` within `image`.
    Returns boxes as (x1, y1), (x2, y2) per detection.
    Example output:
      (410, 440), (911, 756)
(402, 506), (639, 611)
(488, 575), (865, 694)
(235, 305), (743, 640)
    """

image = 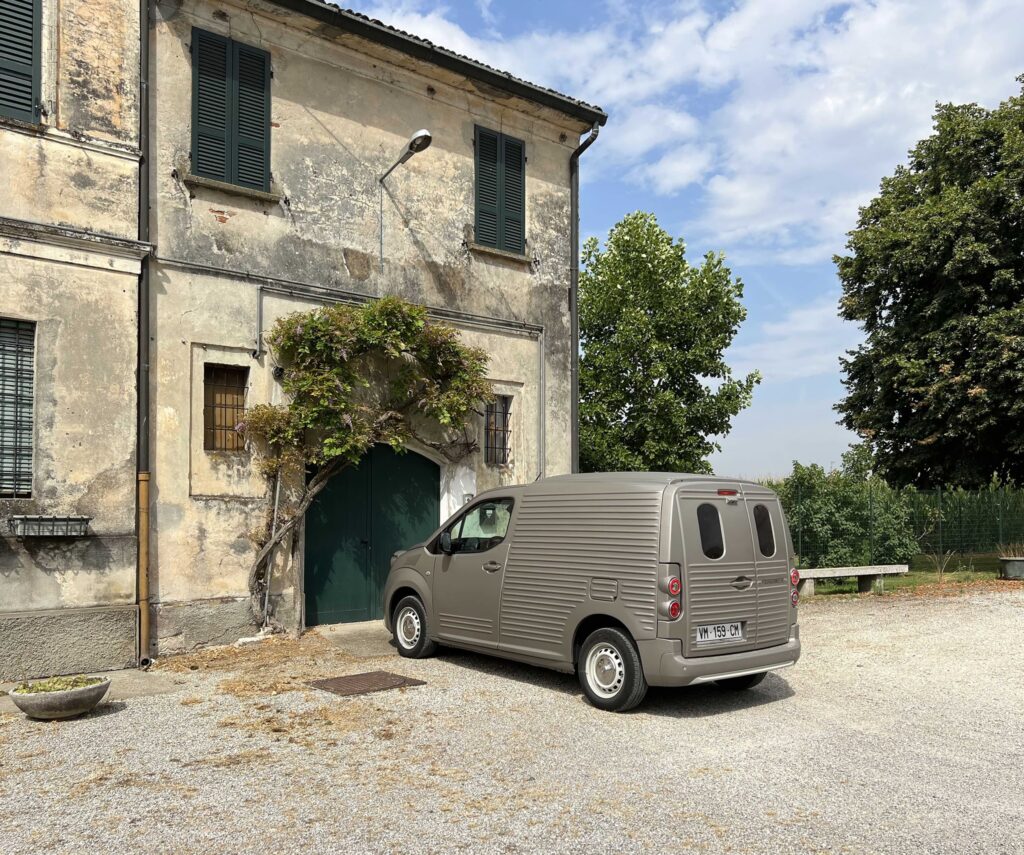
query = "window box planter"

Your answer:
(8, 676), (111, 720)
(8, 515), (91, 538)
